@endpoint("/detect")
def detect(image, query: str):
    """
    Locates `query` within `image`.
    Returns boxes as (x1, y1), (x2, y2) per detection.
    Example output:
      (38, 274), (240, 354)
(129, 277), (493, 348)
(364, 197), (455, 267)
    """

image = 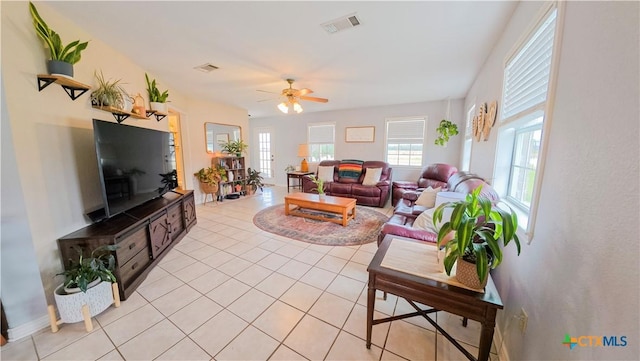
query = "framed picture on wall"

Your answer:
(216, 133), (229, 145)
(345, 126), (375, 143)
